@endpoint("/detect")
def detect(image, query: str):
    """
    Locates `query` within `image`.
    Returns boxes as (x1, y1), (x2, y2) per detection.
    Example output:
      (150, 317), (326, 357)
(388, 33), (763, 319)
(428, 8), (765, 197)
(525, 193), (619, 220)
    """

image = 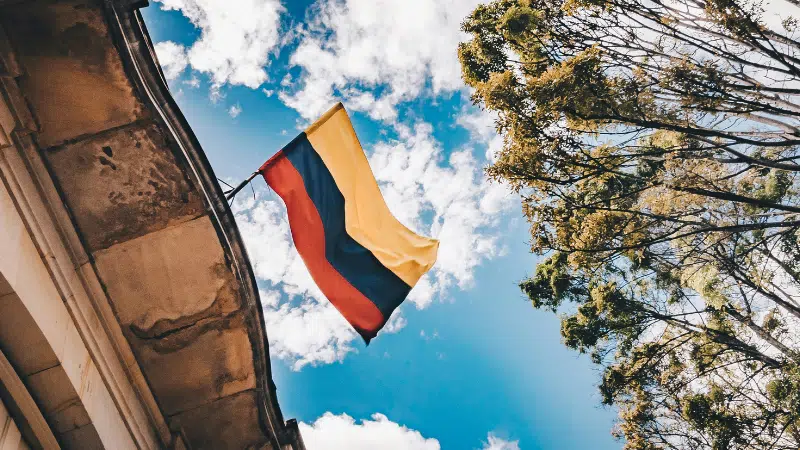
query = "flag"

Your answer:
(260, 103), (439, 342)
